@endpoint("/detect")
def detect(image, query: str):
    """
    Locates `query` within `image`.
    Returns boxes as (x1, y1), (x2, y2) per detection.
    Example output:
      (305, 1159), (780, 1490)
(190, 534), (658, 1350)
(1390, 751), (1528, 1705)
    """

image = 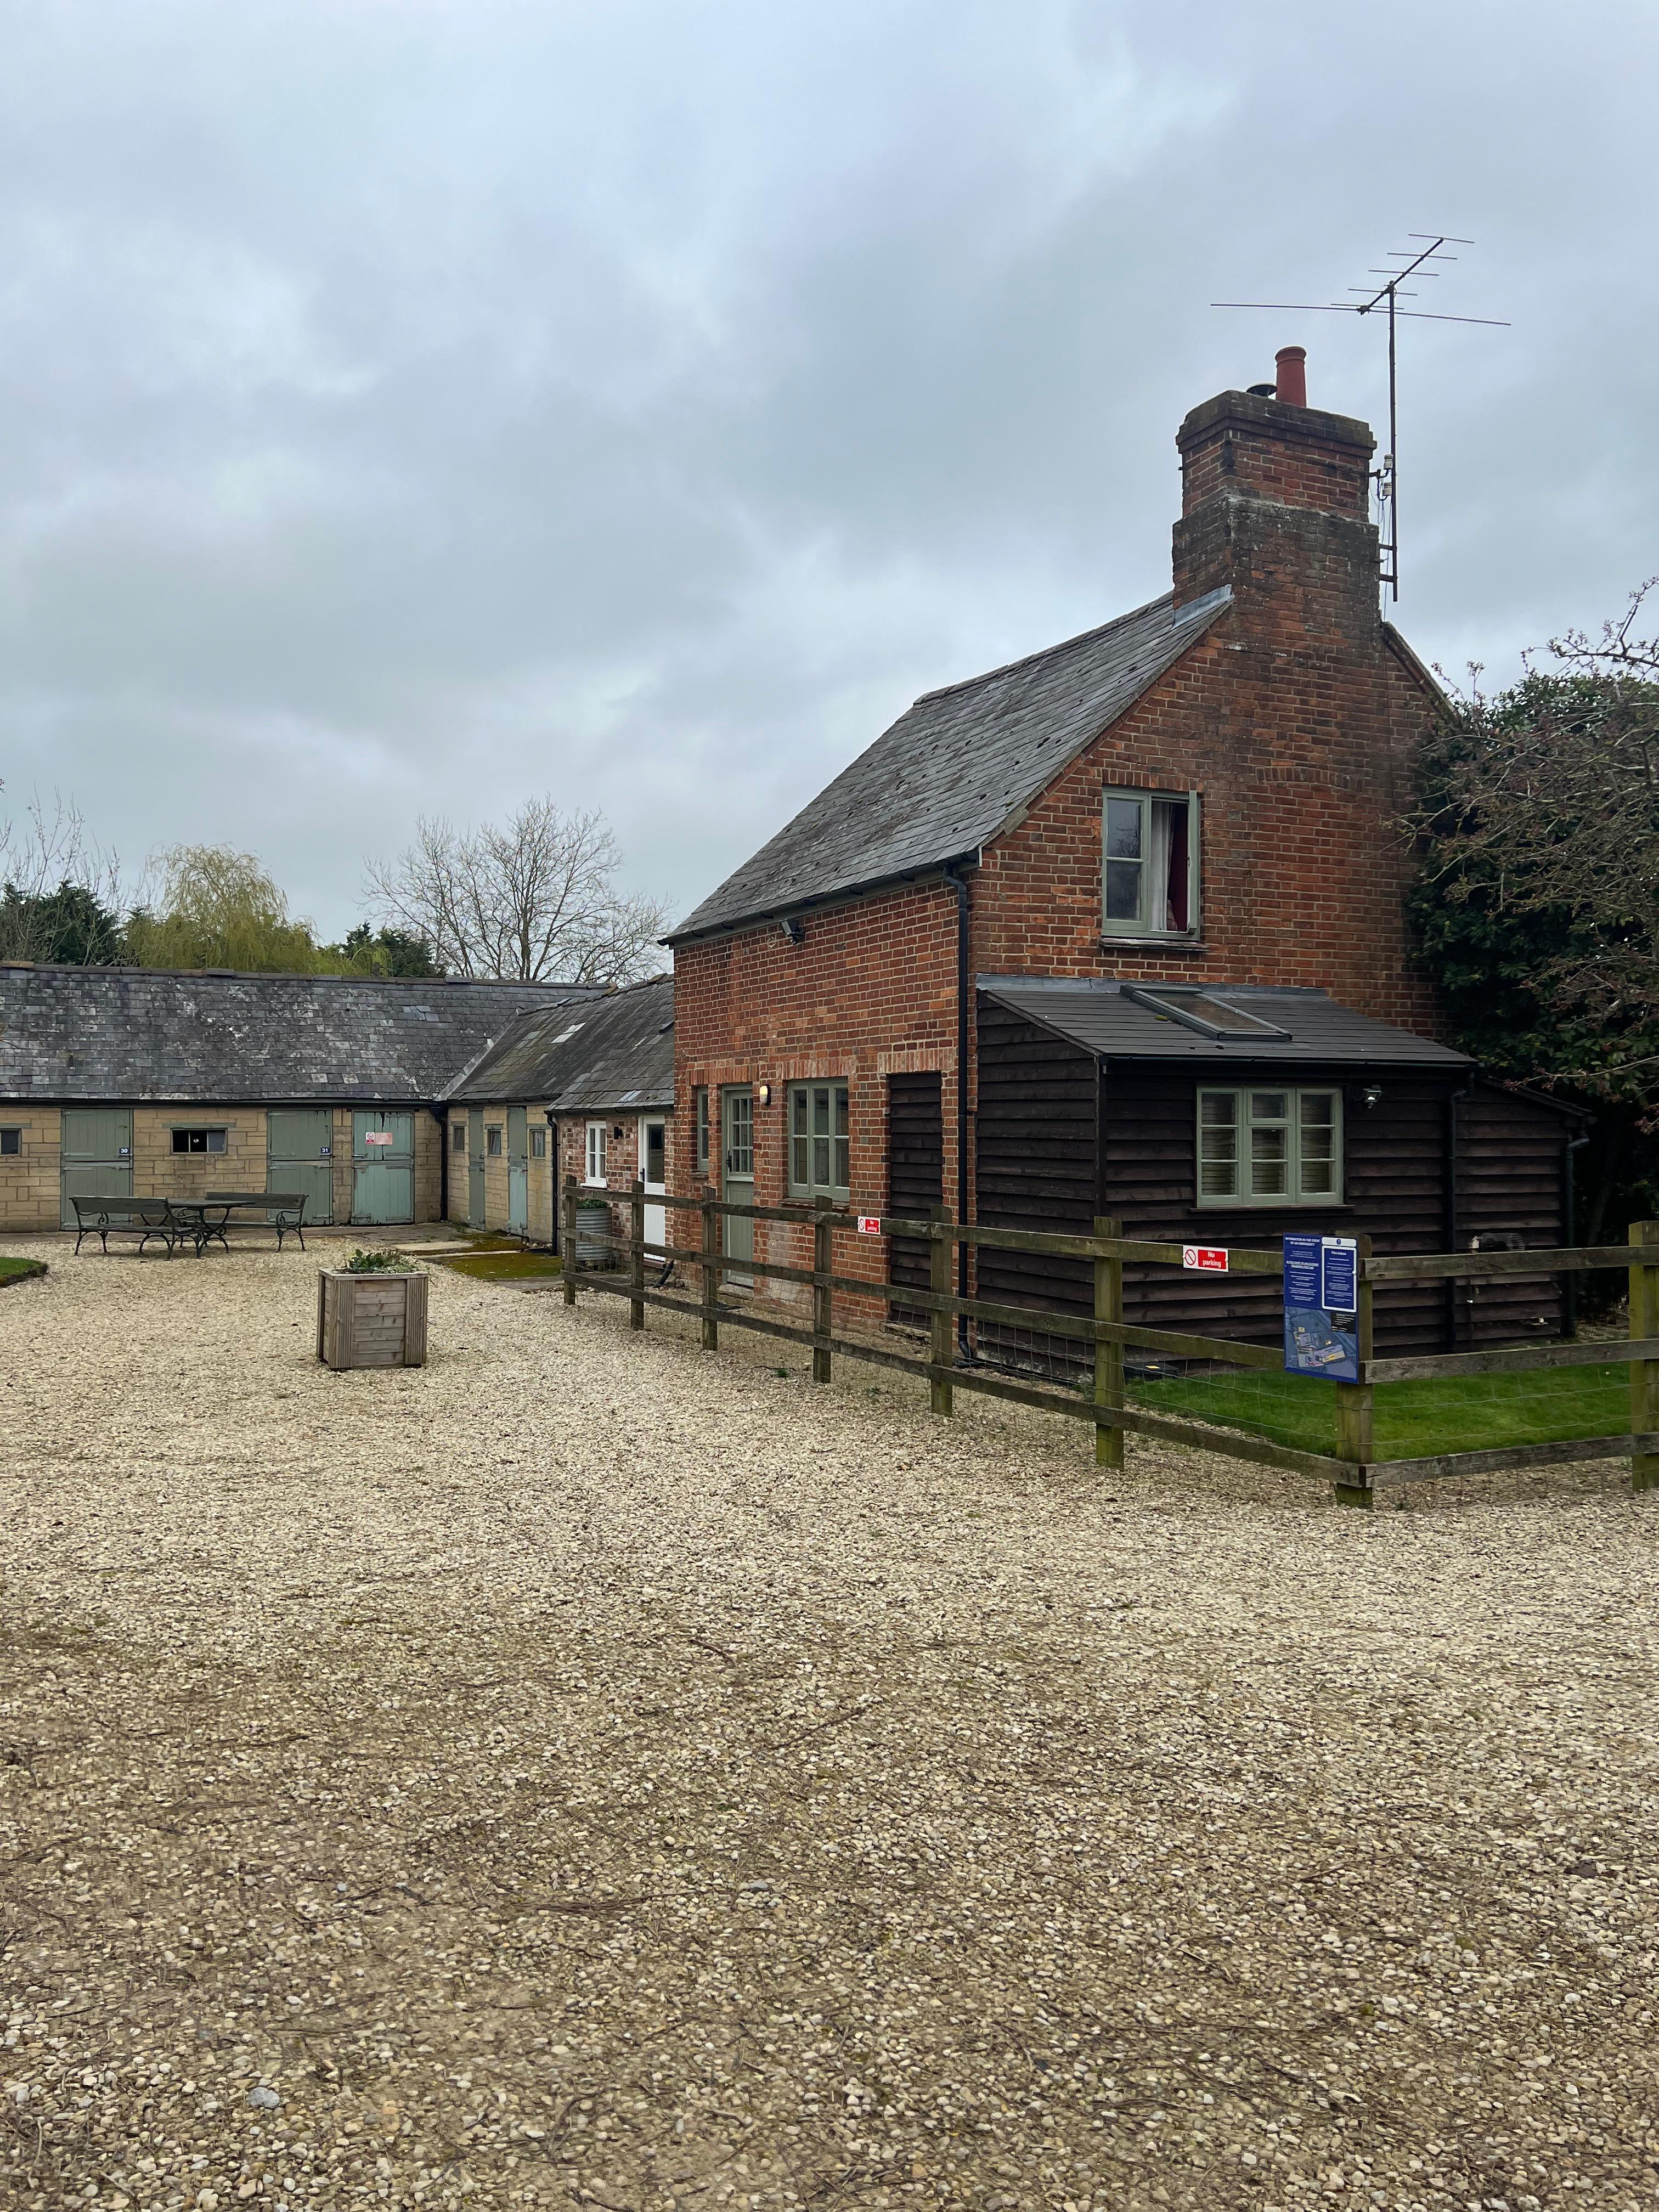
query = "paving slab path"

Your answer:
(2, 1242), (1656, 2212)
